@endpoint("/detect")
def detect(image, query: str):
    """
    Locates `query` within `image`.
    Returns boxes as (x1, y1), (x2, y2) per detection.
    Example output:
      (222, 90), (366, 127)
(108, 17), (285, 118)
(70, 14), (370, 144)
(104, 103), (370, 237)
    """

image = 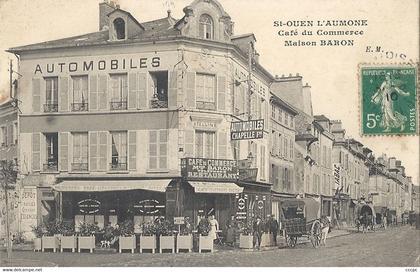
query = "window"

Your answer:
(260, 145), (265, 180)
(271, 130), (277, 155)
(13, 122), (18, 144)
(285, 112), (289, 126)
(72, 76), (88, 111)
(271, 104), (276, 118)
(278, 109), (283, 123)
(196, 73), (216, 110)
(278, 133), (282, 157)
(72, 133), (88, 171)
(44, 77), (58, 112)
(149, 130), (168, 170)
(44, 133), (58, 171)
(111, 131), (127, 170)
(113, 18), (126, 40)
(199, 14), (213, 40)
(110, 74), (128, 110)
(284, 136), (288, 159)
(195, 131), (215, 159)
(150, 71), (168, 108)
(289, 138), (294, 160)
(0, 126), (6, 147)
